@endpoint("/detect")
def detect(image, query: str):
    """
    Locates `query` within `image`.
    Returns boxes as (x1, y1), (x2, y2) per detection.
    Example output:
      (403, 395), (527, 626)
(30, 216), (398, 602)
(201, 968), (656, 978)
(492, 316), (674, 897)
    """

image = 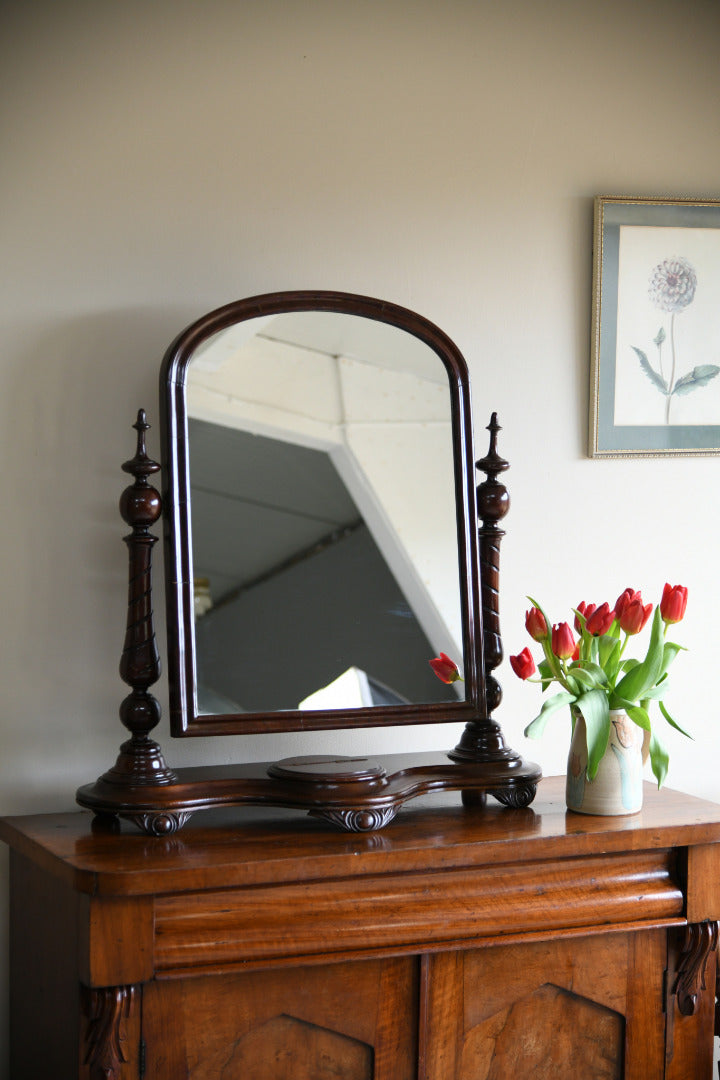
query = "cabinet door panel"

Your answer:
(143, 956), (417, 1080)
(422, 931), (667, 1080)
